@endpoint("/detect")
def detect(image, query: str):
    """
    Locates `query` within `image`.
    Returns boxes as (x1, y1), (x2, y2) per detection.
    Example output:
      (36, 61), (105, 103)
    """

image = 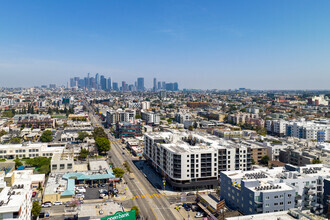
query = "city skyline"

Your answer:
(1, 1), (330, 89)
